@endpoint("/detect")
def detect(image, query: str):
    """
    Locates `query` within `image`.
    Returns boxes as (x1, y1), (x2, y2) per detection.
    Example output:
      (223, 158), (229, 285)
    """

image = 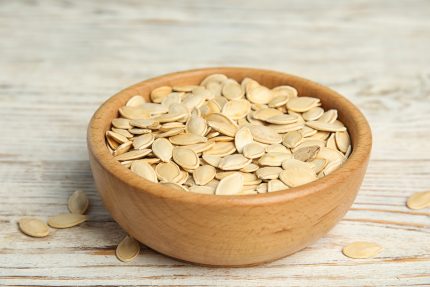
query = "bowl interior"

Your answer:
(88, 67), (372, 204)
